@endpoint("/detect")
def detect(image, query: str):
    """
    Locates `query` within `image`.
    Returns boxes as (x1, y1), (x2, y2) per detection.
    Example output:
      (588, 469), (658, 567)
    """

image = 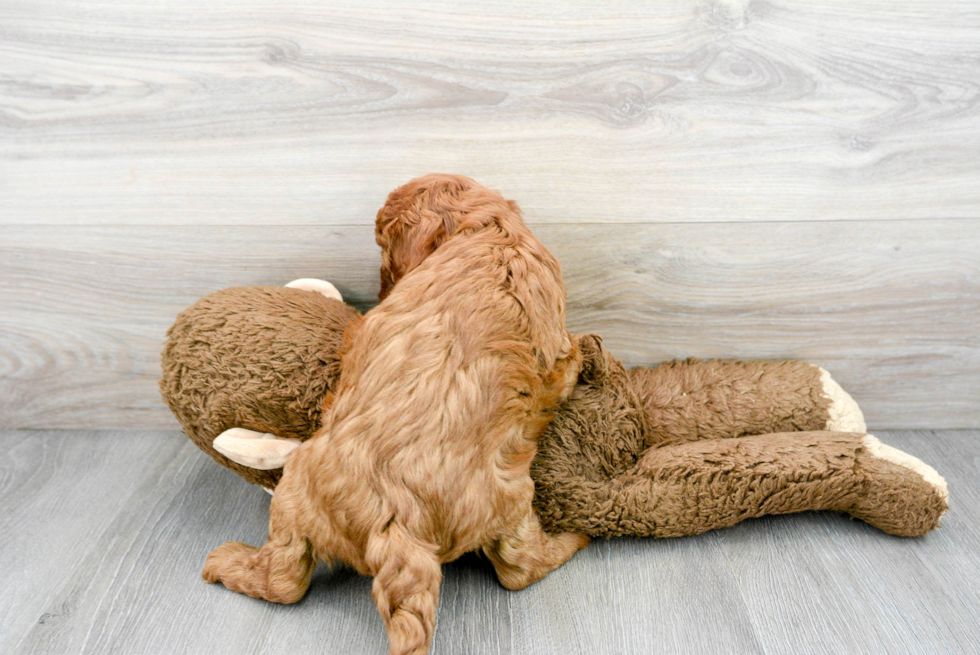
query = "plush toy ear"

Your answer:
(577, 334), (608, 384)
(284, 278), (343, 302)
(213, 428), (301, 470)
